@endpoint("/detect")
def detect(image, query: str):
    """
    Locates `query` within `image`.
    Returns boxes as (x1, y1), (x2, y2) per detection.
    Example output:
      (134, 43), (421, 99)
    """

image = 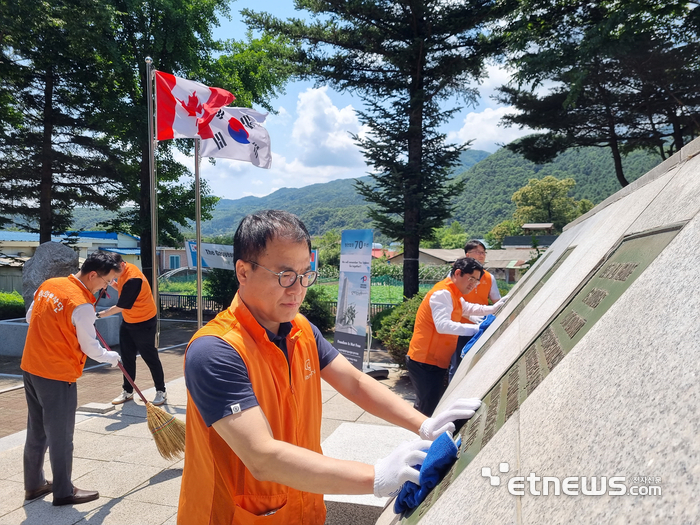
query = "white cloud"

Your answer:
(291, 86), (367, 168)
(448, 106), (538, 152)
